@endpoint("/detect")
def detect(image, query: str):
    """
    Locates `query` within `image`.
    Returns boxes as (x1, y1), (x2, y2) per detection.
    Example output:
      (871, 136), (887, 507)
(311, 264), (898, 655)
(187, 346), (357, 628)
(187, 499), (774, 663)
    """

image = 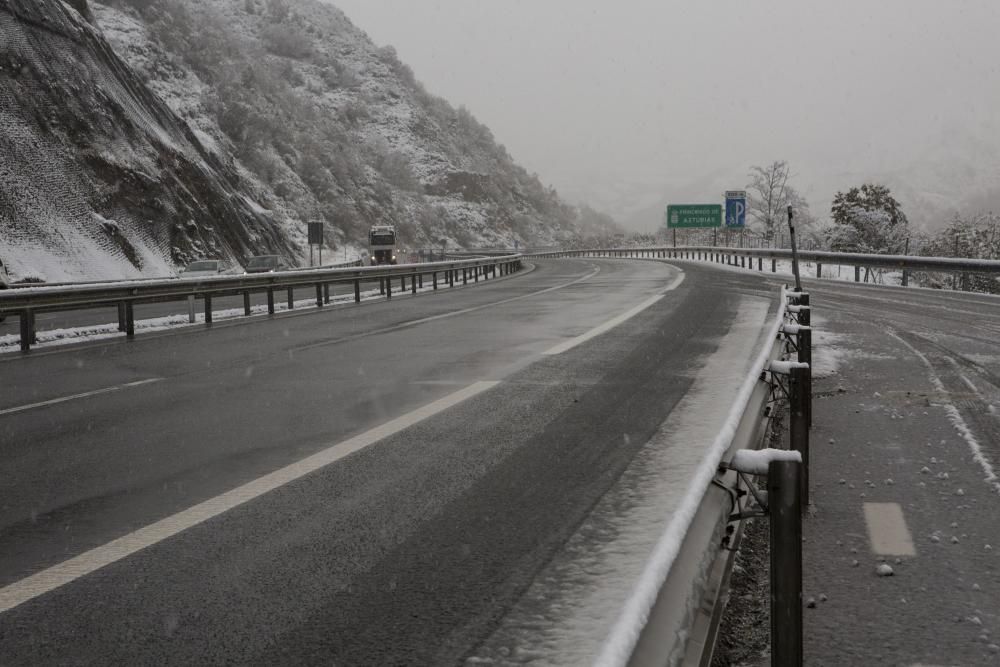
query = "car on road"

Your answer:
(244, 255), (293, 274)
(179, 259), (236, 279)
